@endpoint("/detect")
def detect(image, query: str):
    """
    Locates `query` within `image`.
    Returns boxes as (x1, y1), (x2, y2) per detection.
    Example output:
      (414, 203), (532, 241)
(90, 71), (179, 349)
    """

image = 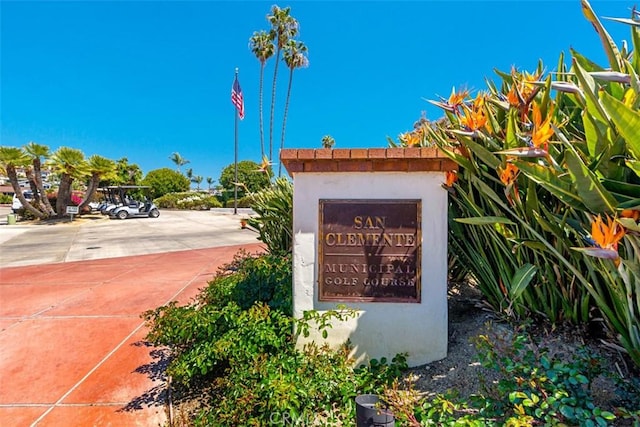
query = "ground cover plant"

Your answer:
(396, 346), (638, 426)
